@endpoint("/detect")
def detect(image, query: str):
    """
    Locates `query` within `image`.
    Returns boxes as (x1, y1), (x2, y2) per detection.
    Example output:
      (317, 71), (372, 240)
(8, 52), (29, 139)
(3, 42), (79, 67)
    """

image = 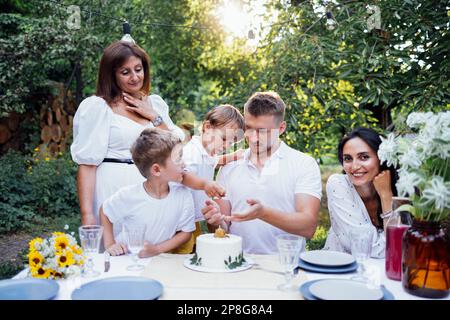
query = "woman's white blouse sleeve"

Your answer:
(70, 96), (112, 166)
(149, 95), (185, 141)
(326, 174), (385, 258)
